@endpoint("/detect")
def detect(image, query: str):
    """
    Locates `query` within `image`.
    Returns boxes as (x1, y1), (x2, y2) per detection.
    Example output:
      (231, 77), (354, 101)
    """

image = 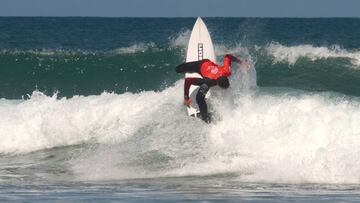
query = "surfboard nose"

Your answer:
(196, 17), (204, 26)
